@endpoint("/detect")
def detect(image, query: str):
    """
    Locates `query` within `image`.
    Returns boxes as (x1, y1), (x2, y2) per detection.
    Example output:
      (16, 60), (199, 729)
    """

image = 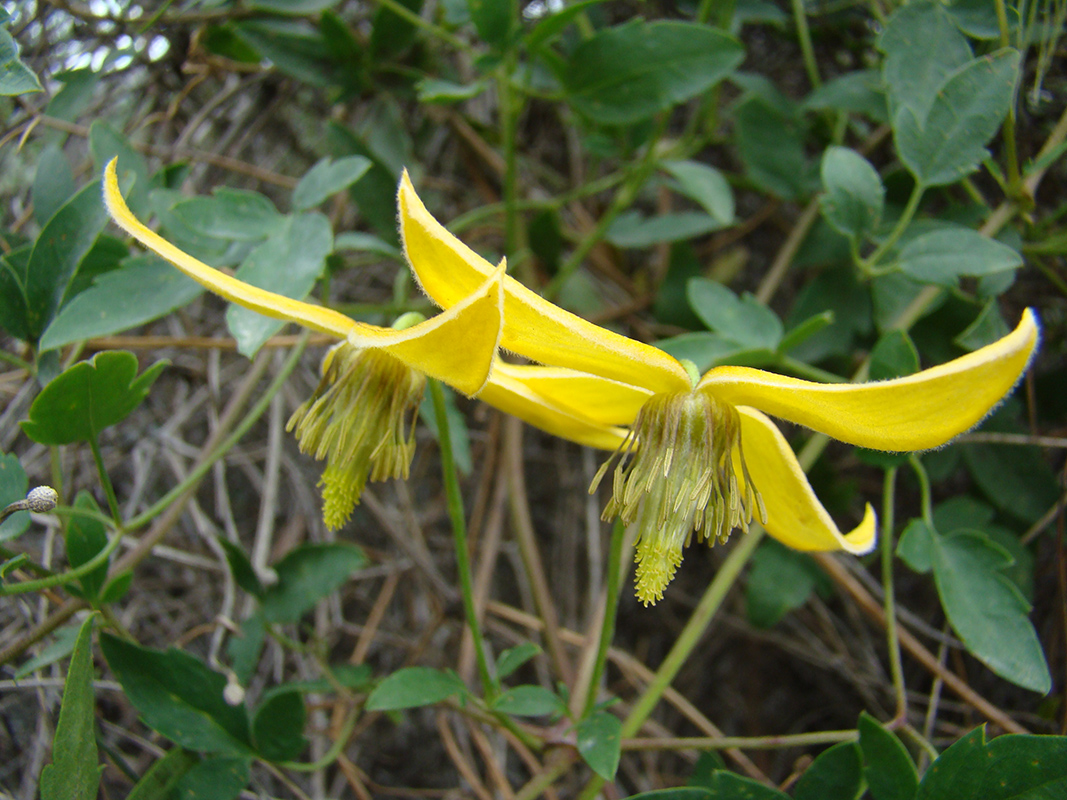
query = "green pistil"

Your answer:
(287, 343), (426, 530)
(591, 390), (765, 605)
